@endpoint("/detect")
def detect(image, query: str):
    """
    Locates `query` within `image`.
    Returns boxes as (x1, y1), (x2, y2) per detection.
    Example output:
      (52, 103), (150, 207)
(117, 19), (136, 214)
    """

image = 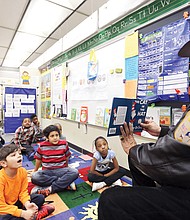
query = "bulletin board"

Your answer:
(137, 7), (190, 103)
(4, 87), (36, 133)
(67, 39), (125, 125)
